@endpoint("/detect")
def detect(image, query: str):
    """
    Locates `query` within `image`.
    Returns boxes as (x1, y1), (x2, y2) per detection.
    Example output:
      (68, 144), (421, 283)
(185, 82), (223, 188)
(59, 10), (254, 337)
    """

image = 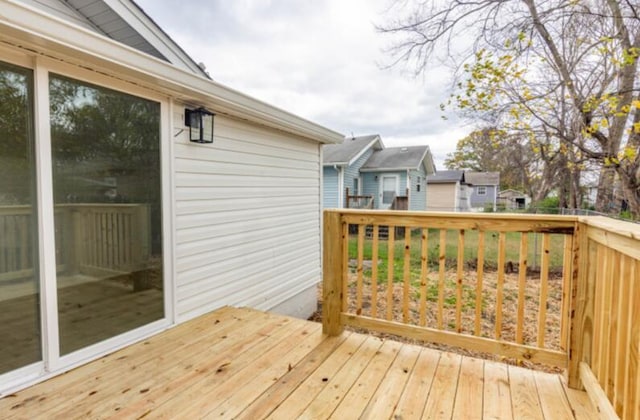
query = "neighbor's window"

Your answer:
(477, 186), (487, 195)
